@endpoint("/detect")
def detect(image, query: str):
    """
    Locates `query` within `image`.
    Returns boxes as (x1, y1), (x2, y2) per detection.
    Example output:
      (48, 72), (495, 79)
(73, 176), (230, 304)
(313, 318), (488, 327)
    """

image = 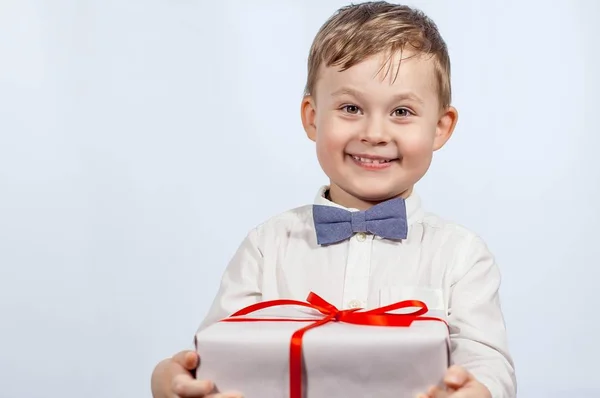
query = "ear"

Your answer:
(433, 105), (458, 151)
(301, 95), (317, 142)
